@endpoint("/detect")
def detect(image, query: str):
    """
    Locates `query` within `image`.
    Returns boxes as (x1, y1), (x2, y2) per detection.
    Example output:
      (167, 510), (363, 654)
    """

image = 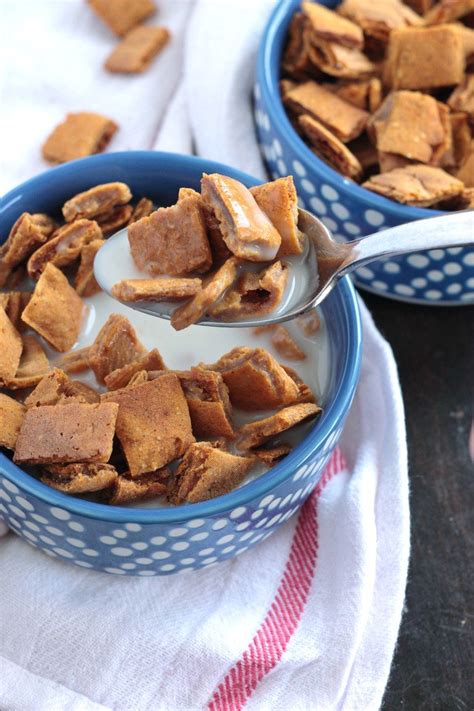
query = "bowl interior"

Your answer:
(0, 151), (362, 522)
